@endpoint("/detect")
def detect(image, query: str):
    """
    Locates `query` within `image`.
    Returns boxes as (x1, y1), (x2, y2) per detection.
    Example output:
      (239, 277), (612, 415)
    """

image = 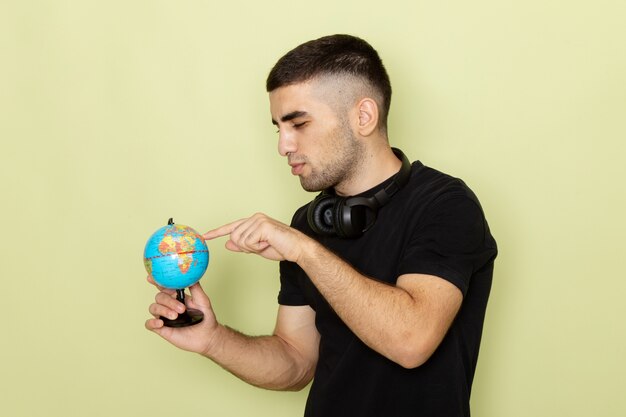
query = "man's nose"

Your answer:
(277, 132), (296, 157)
